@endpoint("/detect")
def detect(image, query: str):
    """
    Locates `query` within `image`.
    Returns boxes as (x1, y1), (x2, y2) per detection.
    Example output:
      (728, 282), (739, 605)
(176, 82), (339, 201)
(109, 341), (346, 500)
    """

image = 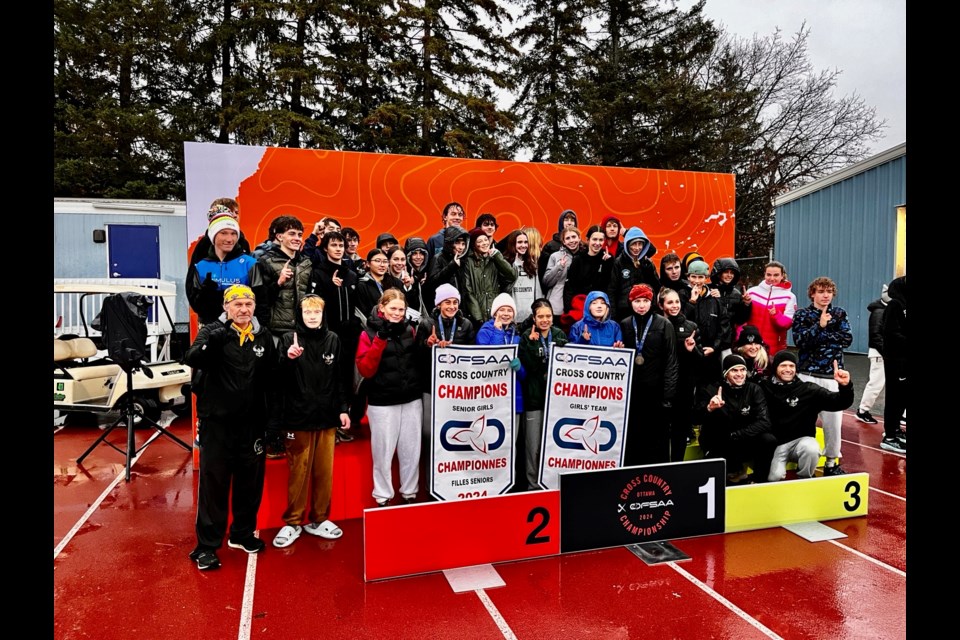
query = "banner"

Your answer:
(430, 344), (517, 501)
(539, 344), (634, 489)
